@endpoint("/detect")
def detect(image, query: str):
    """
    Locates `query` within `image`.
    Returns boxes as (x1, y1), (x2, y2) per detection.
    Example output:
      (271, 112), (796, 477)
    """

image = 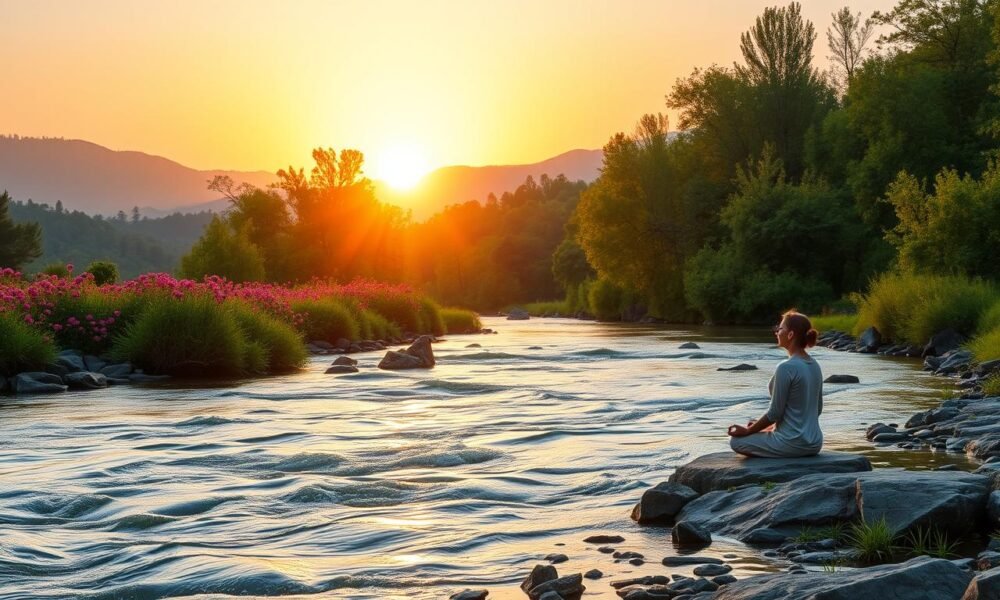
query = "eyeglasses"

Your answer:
(772, 325), (787, 333)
